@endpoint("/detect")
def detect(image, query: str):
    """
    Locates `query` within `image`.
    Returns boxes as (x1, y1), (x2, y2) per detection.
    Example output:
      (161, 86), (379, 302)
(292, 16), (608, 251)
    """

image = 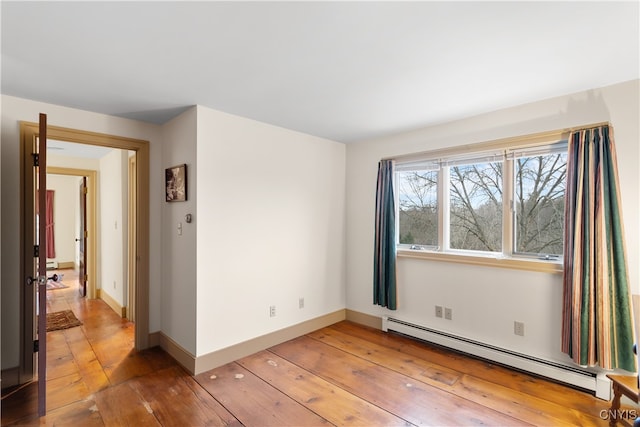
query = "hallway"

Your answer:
(1, 269), (175, 425)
